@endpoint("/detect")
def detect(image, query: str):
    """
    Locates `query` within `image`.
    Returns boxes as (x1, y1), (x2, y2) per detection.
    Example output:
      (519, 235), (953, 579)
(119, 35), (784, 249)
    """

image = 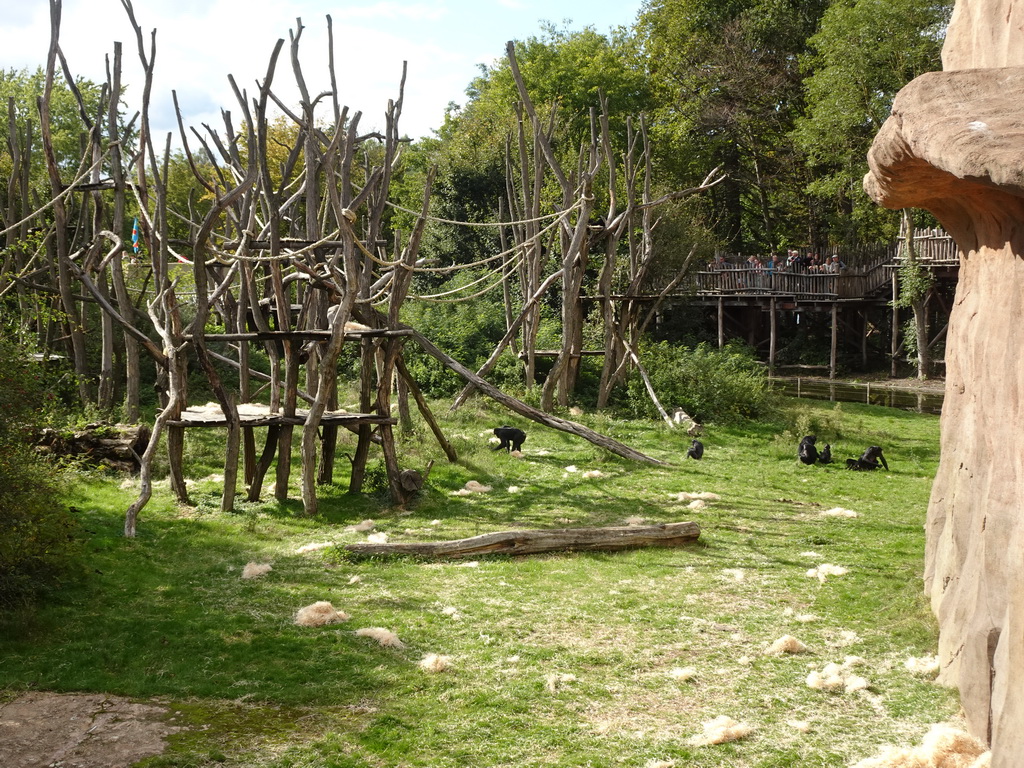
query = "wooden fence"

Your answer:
(690, 254), (894, 300)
